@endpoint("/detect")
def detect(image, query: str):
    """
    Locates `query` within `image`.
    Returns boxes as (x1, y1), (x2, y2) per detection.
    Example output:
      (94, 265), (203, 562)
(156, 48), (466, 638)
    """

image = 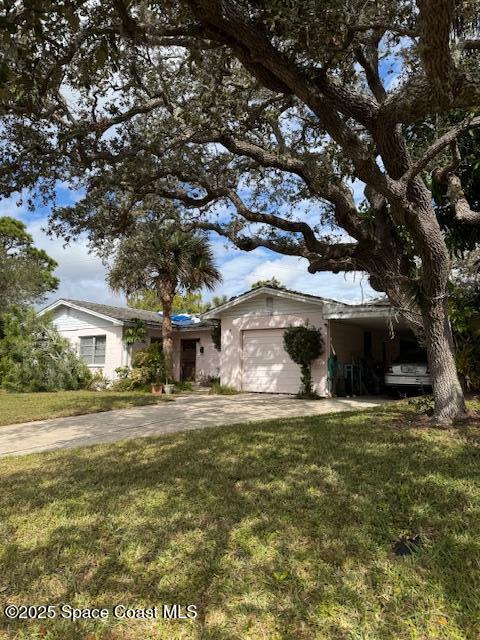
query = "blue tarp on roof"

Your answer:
(157, 312), (201, 326)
